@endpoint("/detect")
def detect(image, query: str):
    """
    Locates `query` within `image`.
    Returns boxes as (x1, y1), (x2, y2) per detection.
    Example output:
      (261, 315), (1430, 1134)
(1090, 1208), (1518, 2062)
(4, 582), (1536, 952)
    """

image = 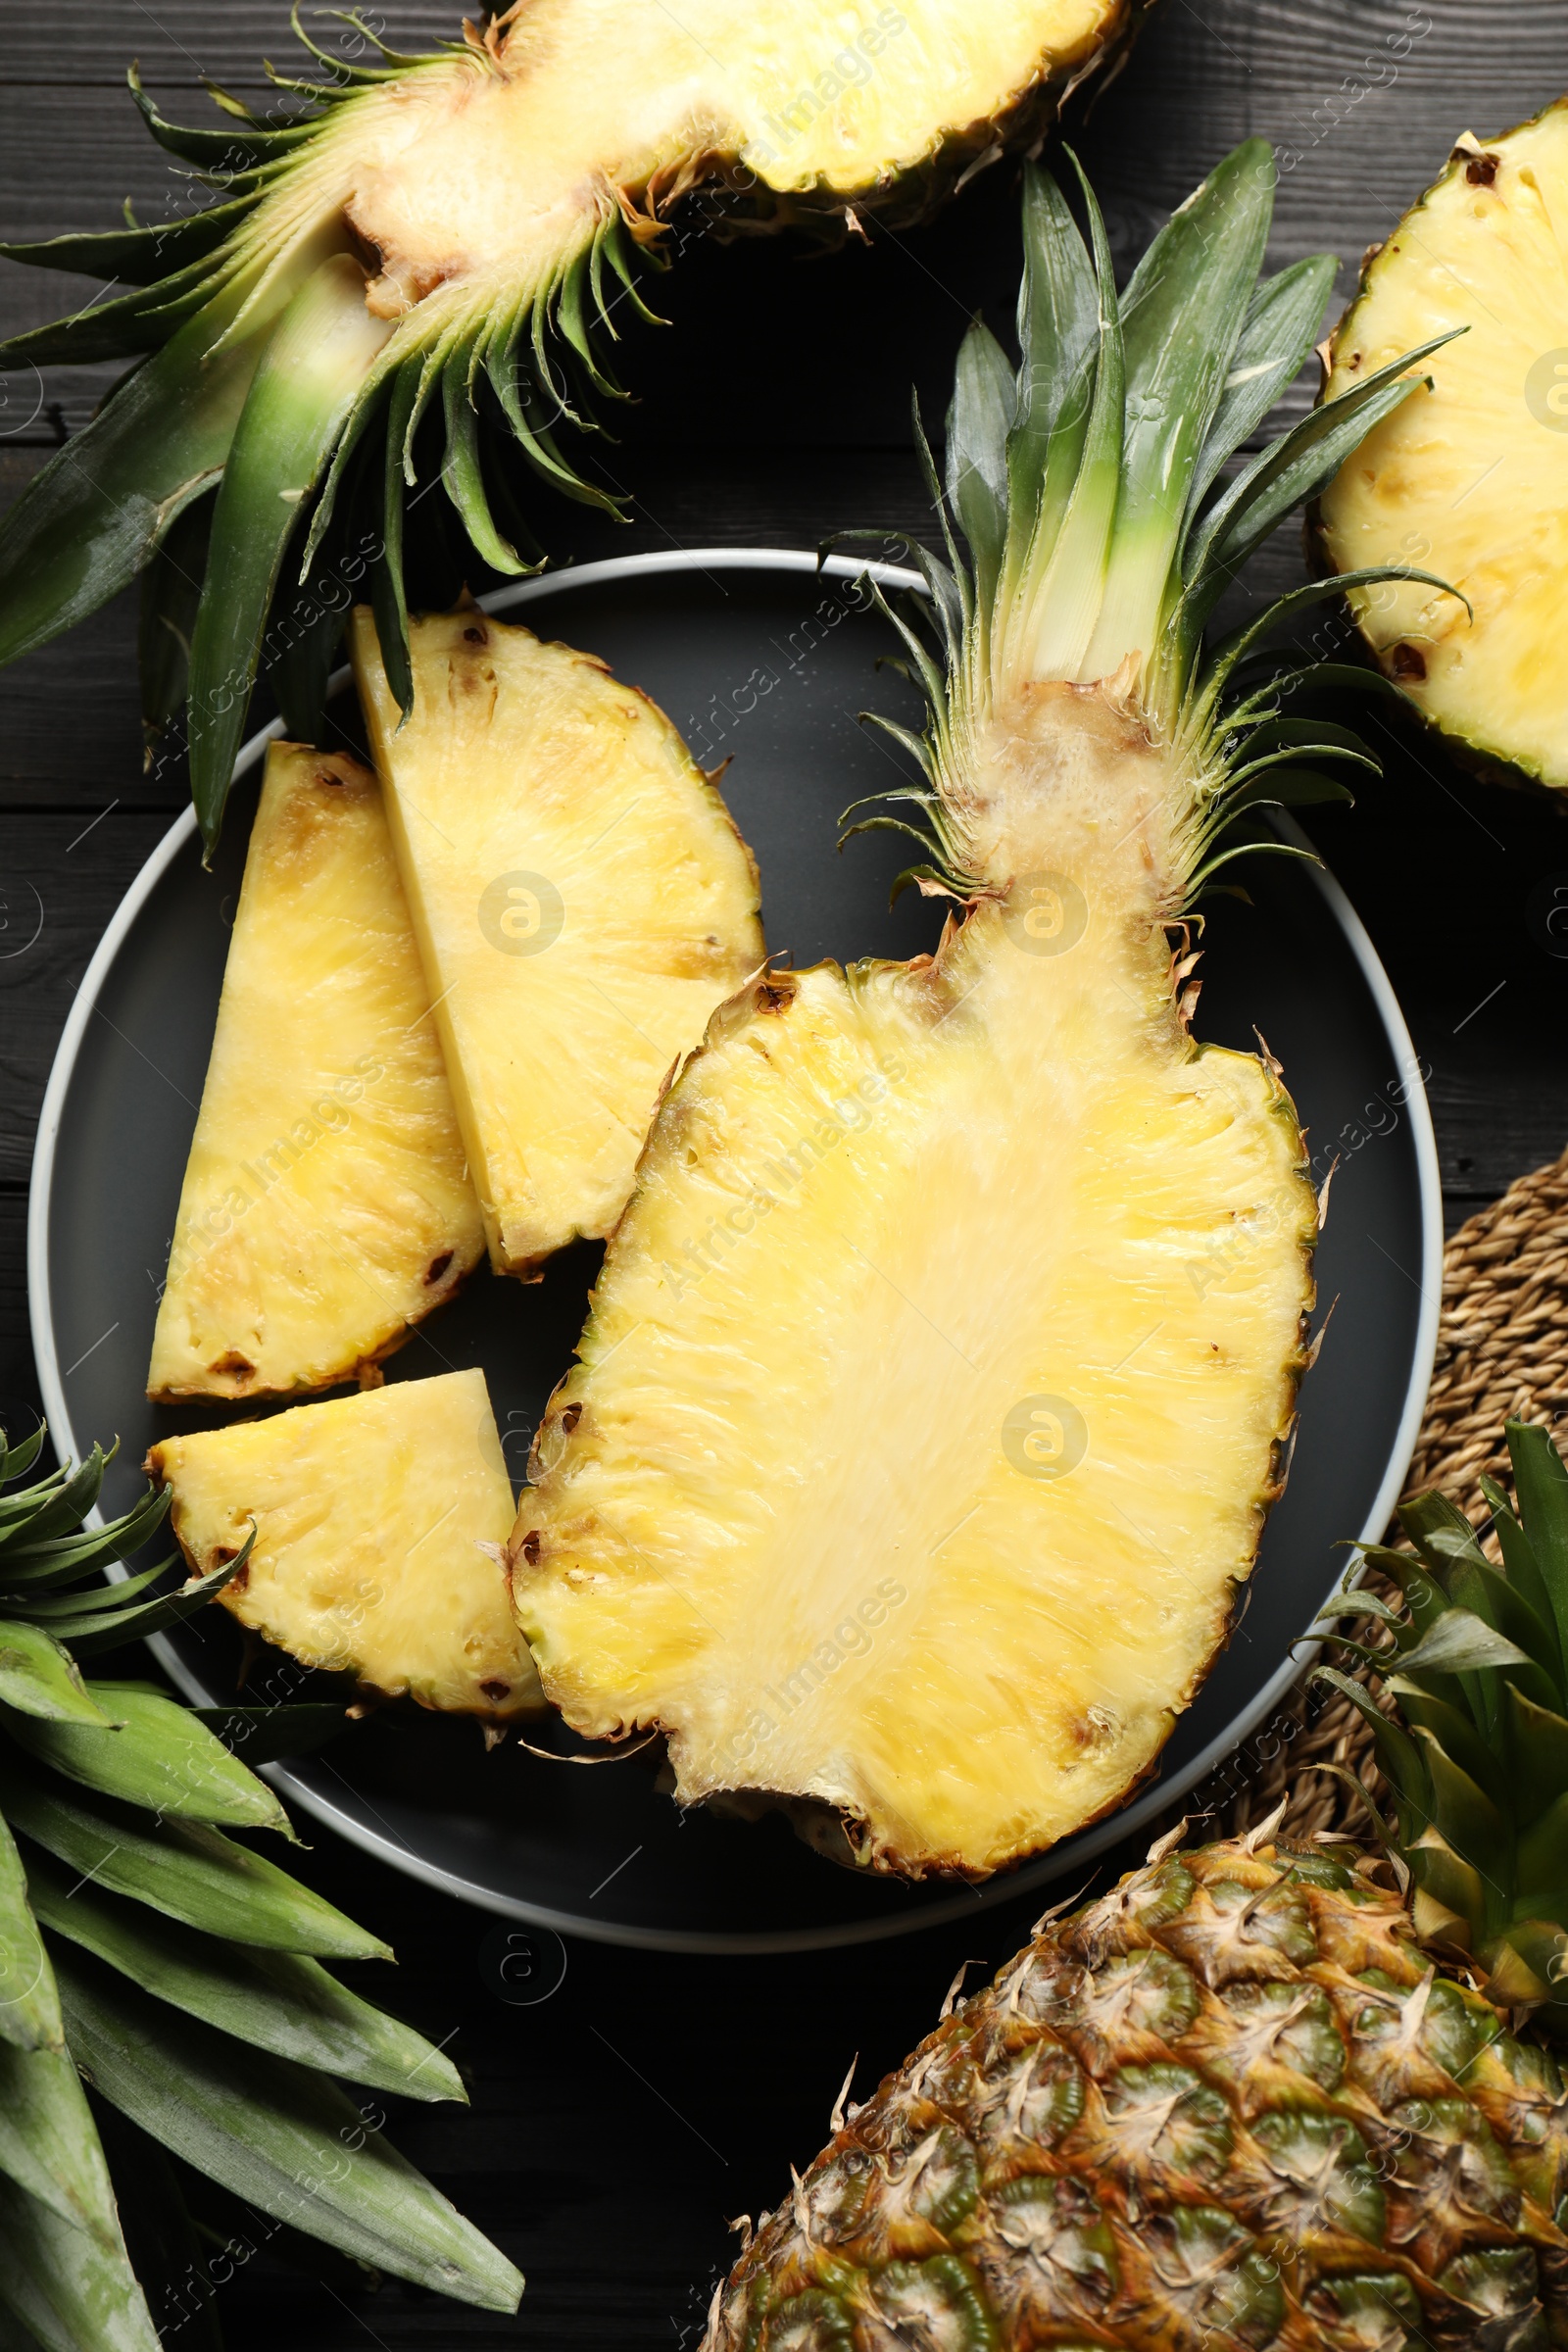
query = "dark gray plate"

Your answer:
(29, 551), (1440, 1952)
